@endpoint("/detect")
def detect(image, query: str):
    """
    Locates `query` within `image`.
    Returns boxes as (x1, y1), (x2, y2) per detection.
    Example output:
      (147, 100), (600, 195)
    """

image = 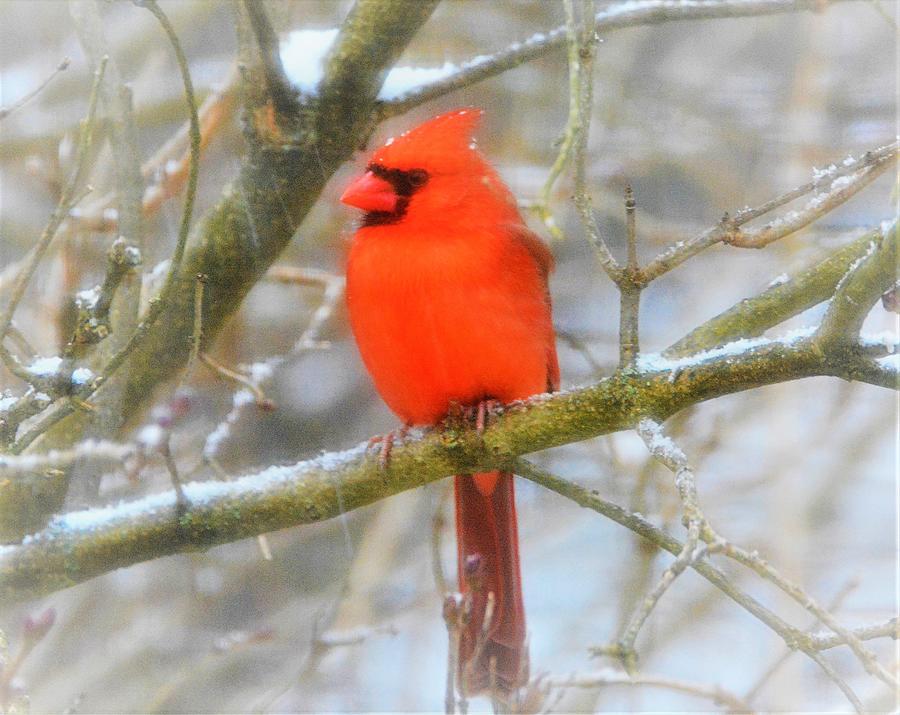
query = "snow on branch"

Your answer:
(1, 332), (892, 604)
(371, 0), (860, 118)
(818, 217), (899, 347)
